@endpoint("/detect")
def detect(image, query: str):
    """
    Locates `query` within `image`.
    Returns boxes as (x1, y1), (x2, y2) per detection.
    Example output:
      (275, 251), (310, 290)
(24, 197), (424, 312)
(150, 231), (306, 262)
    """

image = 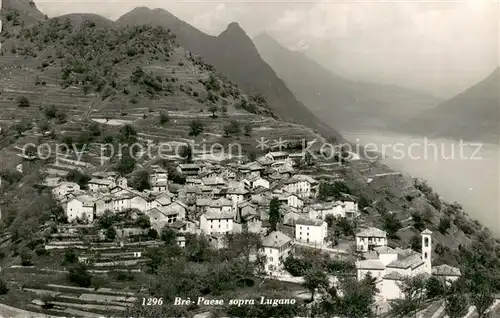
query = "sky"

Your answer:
(33, 0), (499, 97)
